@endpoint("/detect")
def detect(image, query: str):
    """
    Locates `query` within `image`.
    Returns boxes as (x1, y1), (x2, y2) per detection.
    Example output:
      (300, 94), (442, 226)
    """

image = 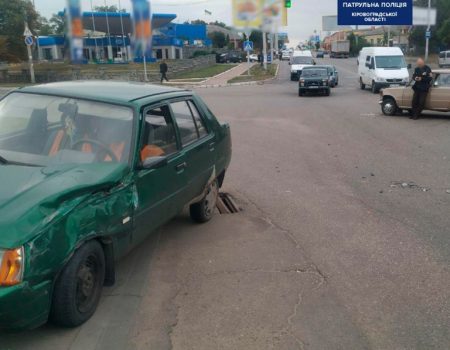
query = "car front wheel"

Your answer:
(50, 240), (105, 327)
(360, 78), (366, 90)
(190, 180), (219, 223)
(381, 98), (398, 116)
